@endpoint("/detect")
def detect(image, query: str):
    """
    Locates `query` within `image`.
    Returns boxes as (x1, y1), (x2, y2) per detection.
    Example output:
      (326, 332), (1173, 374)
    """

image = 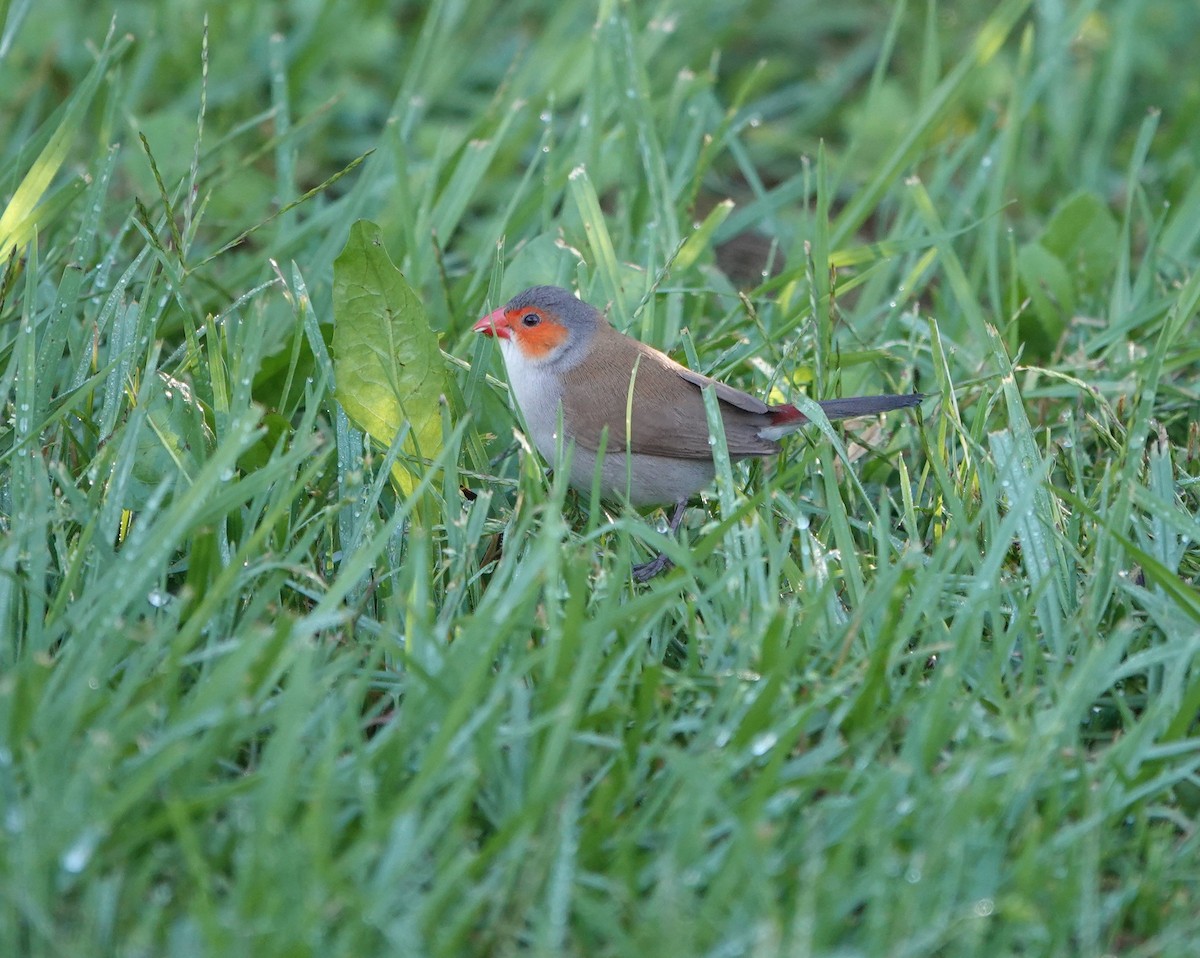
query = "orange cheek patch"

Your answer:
(516, 321), (568, 360)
